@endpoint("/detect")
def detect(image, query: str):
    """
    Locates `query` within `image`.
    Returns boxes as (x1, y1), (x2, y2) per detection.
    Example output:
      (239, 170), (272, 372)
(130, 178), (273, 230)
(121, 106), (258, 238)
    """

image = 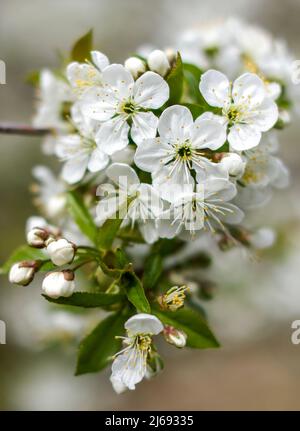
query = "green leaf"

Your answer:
(166, 53), (184, 105)
(97, 217), (123, 250)
(71, 29), (93, 62)
(0, 245), (46, 274)
(43, 291), (125, 308)
(183, 63), (202, 103)
(153, 307), (220, 349)
(75, 310), (129, 375)
(120, 271), (150, 313)
(143, 254), (163, 290)
(67, 191), (97, 244)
